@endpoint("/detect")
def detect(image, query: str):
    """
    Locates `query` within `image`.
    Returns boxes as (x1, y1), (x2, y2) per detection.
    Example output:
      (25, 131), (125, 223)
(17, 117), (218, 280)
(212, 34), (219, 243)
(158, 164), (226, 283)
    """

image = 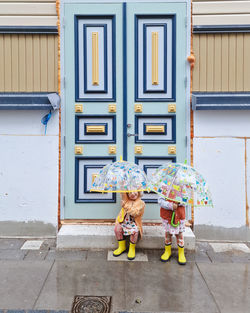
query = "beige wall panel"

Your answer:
(0, 16), (57, 26)
(0, 3), (56, 15)
(47, 35), (55, 92)
(40, 35), (48, 91)
(193, 14), (250, 25)
(228, 34), (236, 91)
(214, 34), (222, 91)
(33, 35), (41, 91)
(26, 35), (33, 91)
(221, 34), (229, 91)
(206, 34), (214, 91)
(18, 34), (26, 92)
(236, 34), (244, 92)
(54, 36), (58, 91)
(11, 35), (19, 91)
(4, 35), (12, 91)
(1, 34), (58, 92)
(193, 35), (200, 92)
(193, 33), (250, 92)
(199, 34), (207, 91)
(193, 1), (250, 15)
(0, 35), (4, 91)
(244, 34), (250, 91)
